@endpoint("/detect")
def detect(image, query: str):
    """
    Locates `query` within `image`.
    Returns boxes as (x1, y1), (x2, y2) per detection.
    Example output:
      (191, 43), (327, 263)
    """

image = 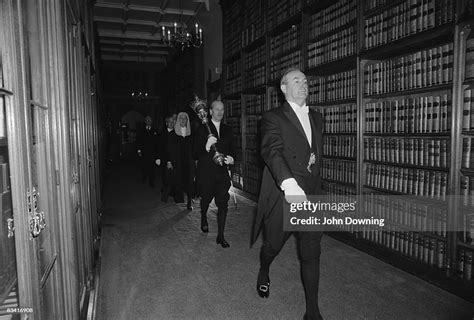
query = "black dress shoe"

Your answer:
(201, 221), (209, 233)
(303, 313), (323, 320)
(216, 237), (230, 248)
(257, 269), (270, 298)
